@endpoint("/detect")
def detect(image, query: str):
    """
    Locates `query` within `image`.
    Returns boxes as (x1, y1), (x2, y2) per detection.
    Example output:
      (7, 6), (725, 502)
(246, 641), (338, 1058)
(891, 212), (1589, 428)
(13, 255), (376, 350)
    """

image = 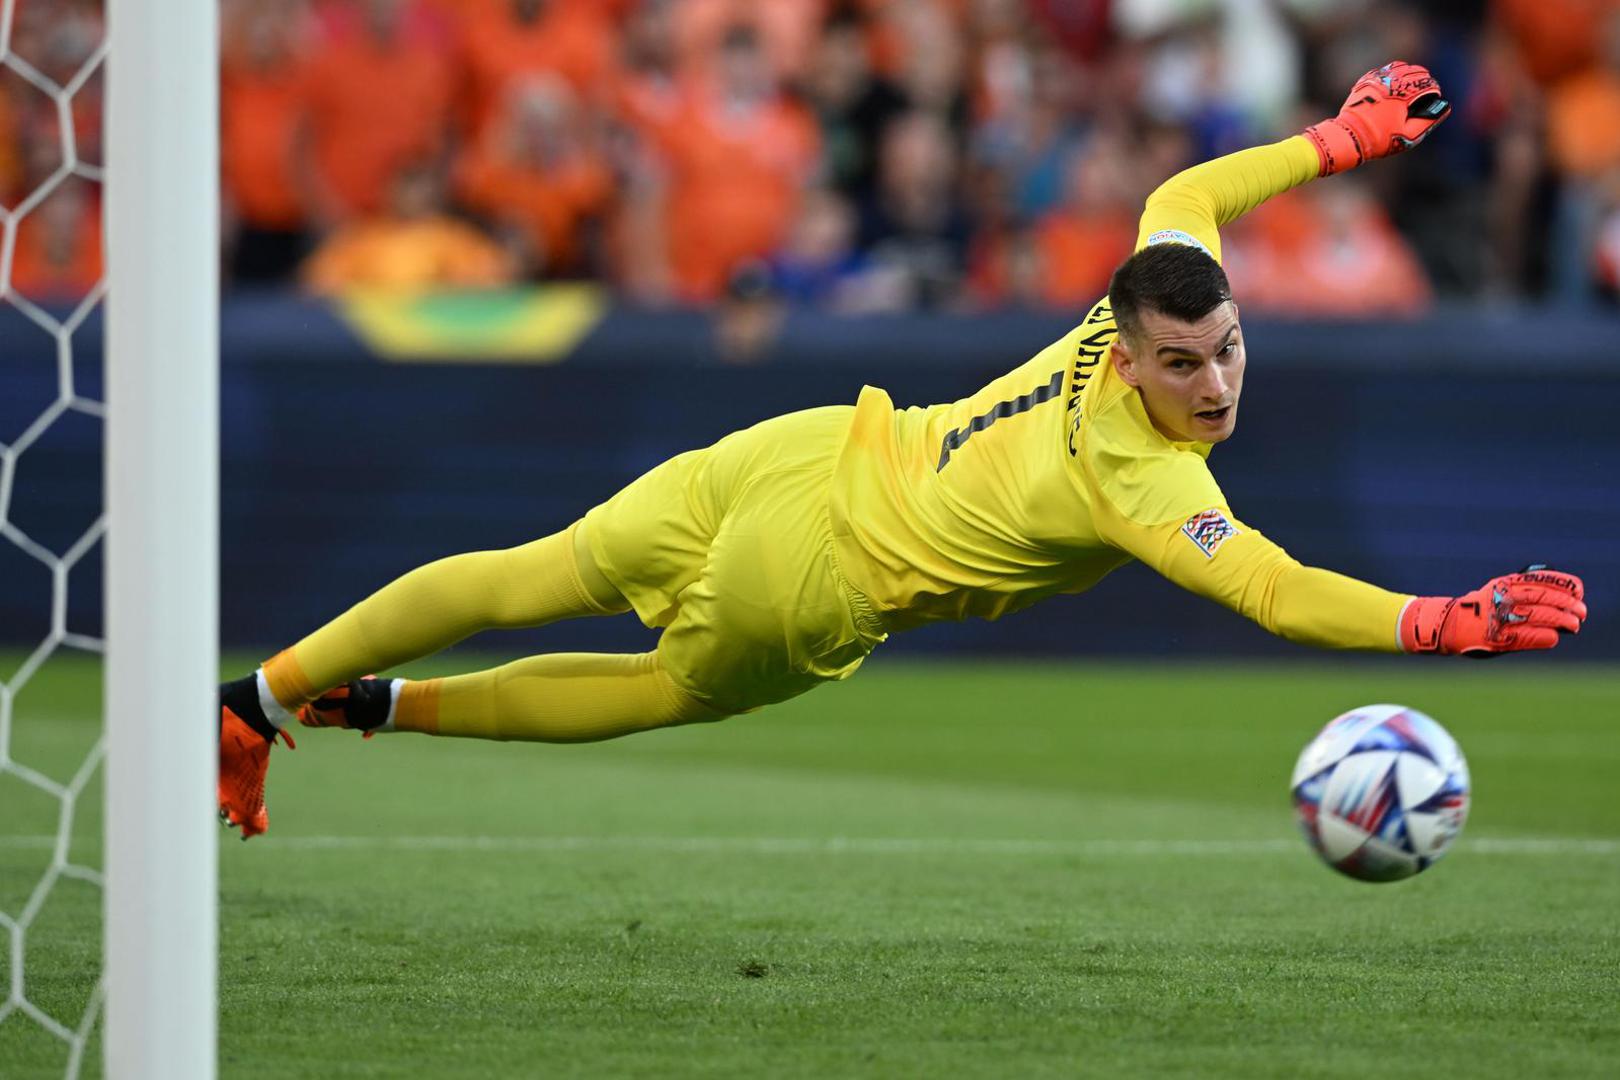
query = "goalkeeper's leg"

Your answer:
(254, 519), (630, 717)
(287, 403), (874, 743)
(218, 520), (645, 837)
(302, 650), (727, 742)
